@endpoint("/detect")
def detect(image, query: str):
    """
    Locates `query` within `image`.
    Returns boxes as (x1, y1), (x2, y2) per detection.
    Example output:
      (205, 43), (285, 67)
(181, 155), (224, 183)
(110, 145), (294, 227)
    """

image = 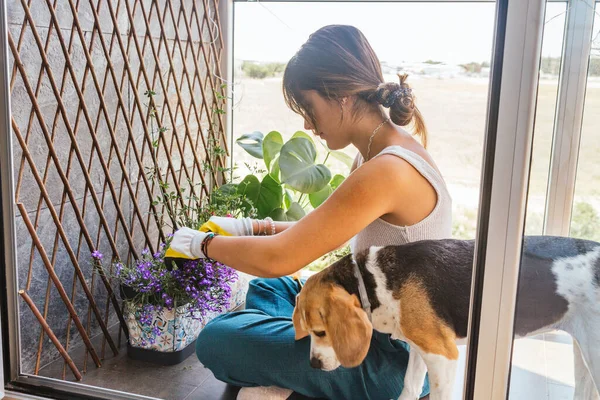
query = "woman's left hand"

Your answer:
(169, 227), (209, 259)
